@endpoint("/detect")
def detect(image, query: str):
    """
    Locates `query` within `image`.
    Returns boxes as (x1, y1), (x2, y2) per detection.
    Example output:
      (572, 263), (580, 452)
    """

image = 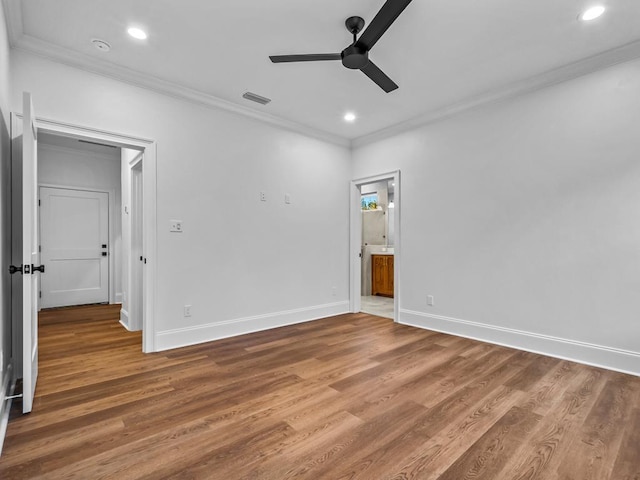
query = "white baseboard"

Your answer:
(0, 362), (16, 456)
(115, 292), (123, 304)
(400, 309), (640, 377)
(155, 301), (350, 352)
(119, 308), (132, 331)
